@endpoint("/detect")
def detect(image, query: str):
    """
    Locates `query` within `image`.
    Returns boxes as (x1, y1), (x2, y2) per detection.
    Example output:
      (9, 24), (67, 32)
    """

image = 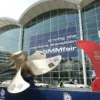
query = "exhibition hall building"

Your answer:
(0, 0), (99, 85)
